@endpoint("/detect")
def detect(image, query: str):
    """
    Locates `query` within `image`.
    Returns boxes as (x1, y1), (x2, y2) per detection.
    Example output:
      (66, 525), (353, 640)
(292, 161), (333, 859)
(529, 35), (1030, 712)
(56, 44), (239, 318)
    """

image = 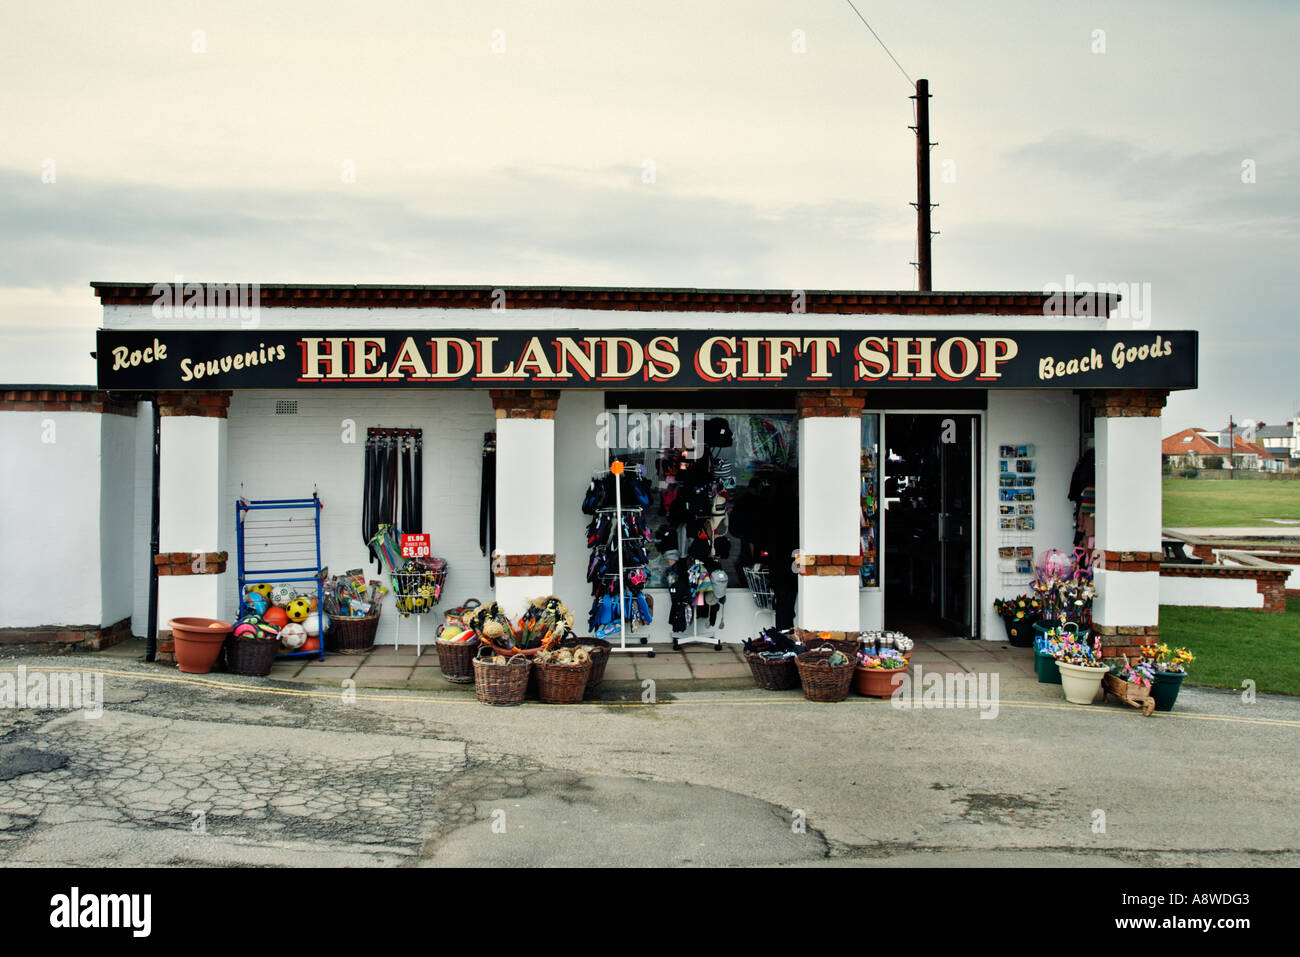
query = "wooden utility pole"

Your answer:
(912, 78), (934, 291)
